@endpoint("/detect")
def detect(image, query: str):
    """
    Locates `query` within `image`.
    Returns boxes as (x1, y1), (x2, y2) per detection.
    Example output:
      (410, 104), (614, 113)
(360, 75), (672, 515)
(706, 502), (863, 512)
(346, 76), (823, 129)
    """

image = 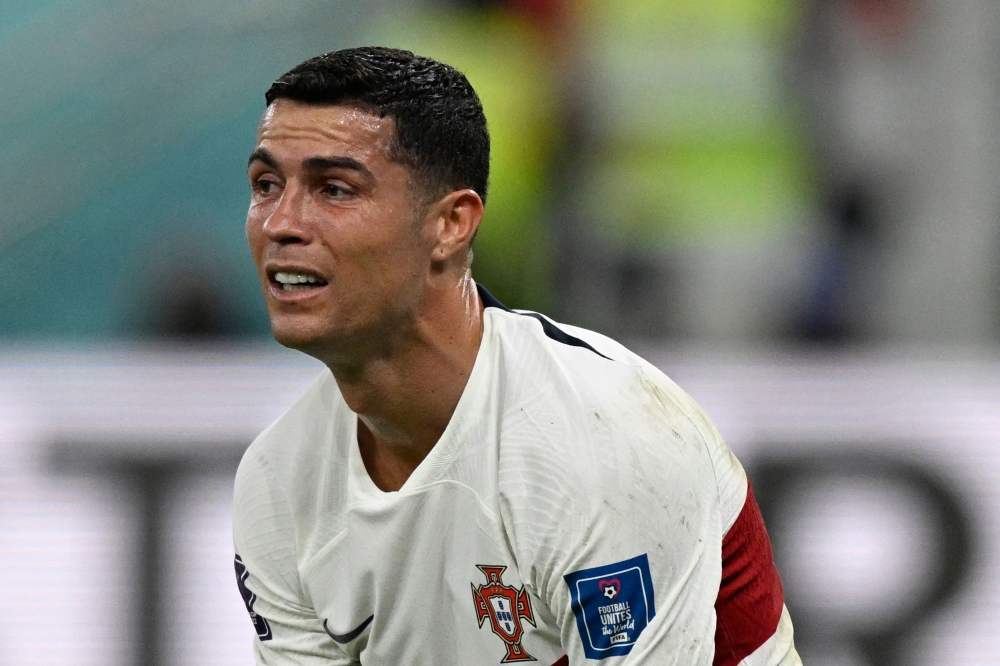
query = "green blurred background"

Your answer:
(2, 0), (997, 345)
